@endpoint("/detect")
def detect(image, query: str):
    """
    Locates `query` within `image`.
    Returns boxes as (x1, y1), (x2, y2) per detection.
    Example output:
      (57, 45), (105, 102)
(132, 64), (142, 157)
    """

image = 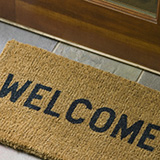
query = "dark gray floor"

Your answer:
(0, 21), (159, 160)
